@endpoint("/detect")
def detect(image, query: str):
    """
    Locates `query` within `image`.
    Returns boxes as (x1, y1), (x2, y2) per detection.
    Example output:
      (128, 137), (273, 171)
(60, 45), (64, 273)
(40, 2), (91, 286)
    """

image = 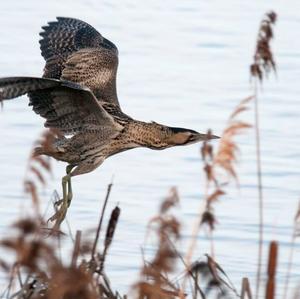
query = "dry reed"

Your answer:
(250, 11), (277, 299)
(186, 255), (240, 298)
(265, 241), (278, 299)
(0, 180), (123, 299)
(134, 187), (182, 299)
(24, 129), (58, 215)
(185, 96), (252, 270)
(91, 182), (114, 259)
